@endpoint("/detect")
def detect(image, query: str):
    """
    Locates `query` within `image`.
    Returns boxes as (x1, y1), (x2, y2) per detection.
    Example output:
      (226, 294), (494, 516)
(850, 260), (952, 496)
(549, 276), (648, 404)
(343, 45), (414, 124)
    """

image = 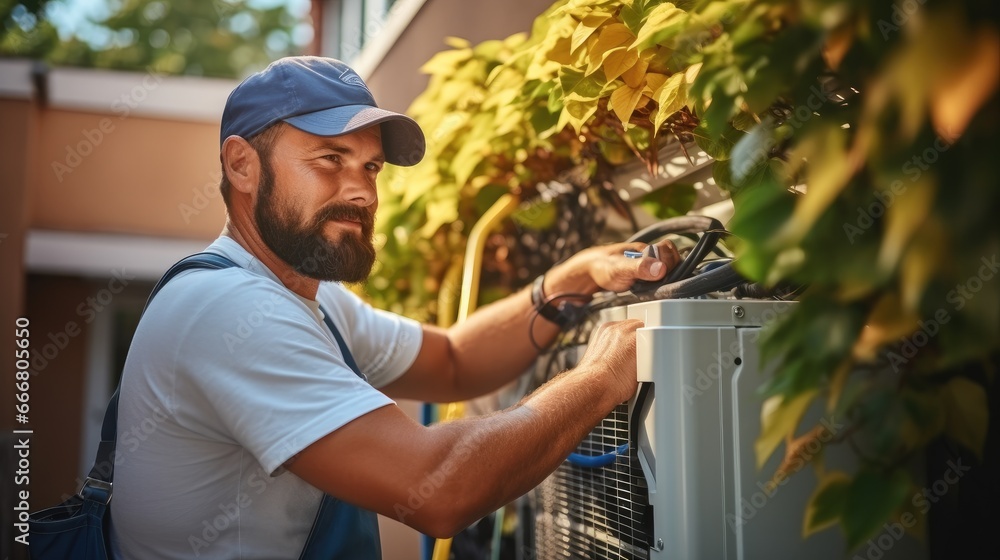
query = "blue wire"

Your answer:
(566, 443), (629, 468)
